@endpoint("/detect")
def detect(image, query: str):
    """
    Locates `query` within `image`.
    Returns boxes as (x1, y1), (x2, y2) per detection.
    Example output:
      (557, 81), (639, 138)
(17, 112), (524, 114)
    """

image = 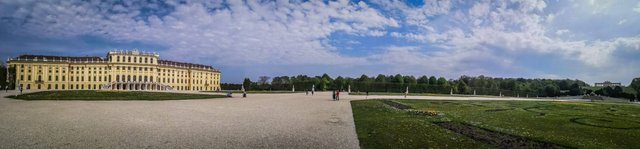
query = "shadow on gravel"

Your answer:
(436, 122), (571, 149)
